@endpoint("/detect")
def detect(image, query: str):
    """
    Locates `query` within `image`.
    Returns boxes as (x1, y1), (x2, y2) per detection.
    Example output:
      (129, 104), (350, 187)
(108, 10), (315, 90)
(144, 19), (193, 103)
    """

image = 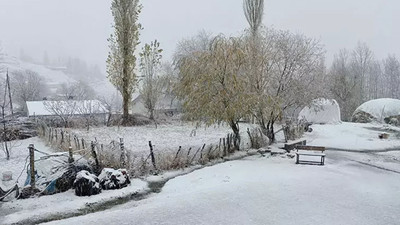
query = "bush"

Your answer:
(73, 170), (101, 196)
(98, 168), (130, 190)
